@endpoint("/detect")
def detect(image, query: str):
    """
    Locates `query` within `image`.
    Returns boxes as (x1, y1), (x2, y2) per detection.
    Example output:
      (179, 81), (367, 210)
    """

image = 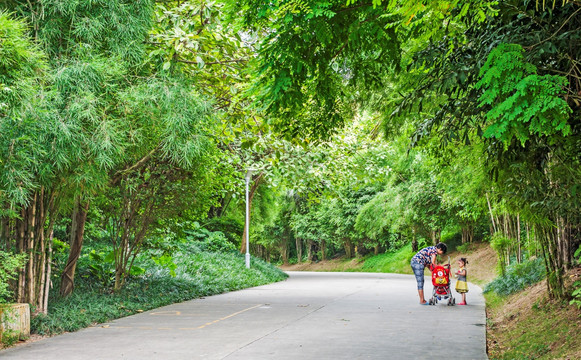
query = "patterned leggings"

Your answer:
(411, 261), (425, 290)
